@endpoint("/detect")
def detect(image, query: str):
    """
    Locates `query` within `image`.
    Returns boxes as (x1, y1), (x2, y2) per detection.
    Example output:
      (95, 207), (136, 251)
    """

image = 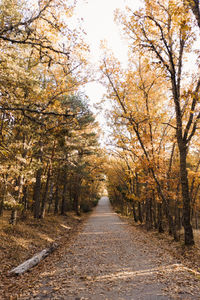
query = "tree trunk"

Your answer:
(33, 168), (42, 219)
(10, 176), (23, 224)
(168, 213), (173, 236)
(0, 184), (6, 216)
(0, 198), (3, 216)
(149, 198), (153, 229)
(145, 199), (152, 231)
(174, 201), (180, 241)
(133, 201), (138, 222)
(21, 185), (28, 219)
(189, 0), (200, 29)
(138, 201), (143, 223)
(9, 243), (58, 275)
(157, 202), (164, 233)
(165, 200), (178, 241)
(9, 209), (17, 225)
(177, 207), (182, 230)
(74, 193), (80, 216)
(179, 143), (194, 245)
(152, 195), (157, 229)
(61, 177), (67, 215)
(40, 168), (51, 219)
(54, 183), (59, 215)
(22, 186), (28, 210)
(48, 183), (54, 213)
(195, 211), (199, 230)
